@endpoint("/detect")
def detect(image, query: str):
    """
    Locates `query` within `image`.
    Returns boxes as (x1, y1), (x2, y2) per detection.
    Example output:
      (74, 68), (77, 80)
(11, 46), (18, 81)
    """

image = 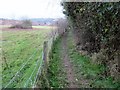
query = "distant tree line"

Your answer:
(62, 2), (120, 81)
